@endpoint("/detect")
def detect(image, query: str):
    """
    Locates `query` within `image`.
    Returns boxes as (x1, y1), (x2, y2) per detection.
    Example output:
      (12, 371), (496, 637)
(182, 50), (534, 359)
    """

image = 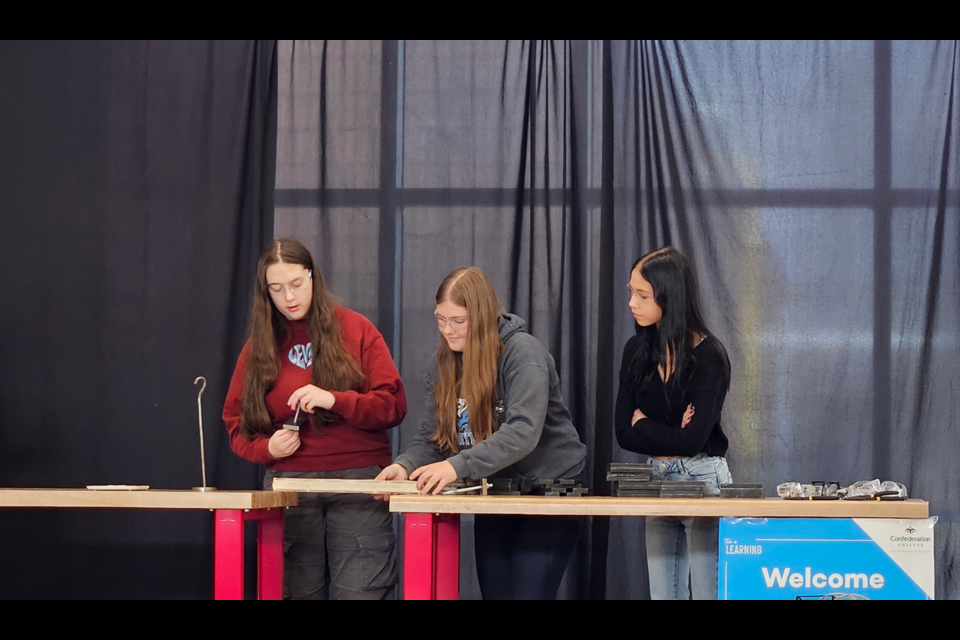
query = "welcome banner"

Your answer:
(719, 517), (937, 600)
